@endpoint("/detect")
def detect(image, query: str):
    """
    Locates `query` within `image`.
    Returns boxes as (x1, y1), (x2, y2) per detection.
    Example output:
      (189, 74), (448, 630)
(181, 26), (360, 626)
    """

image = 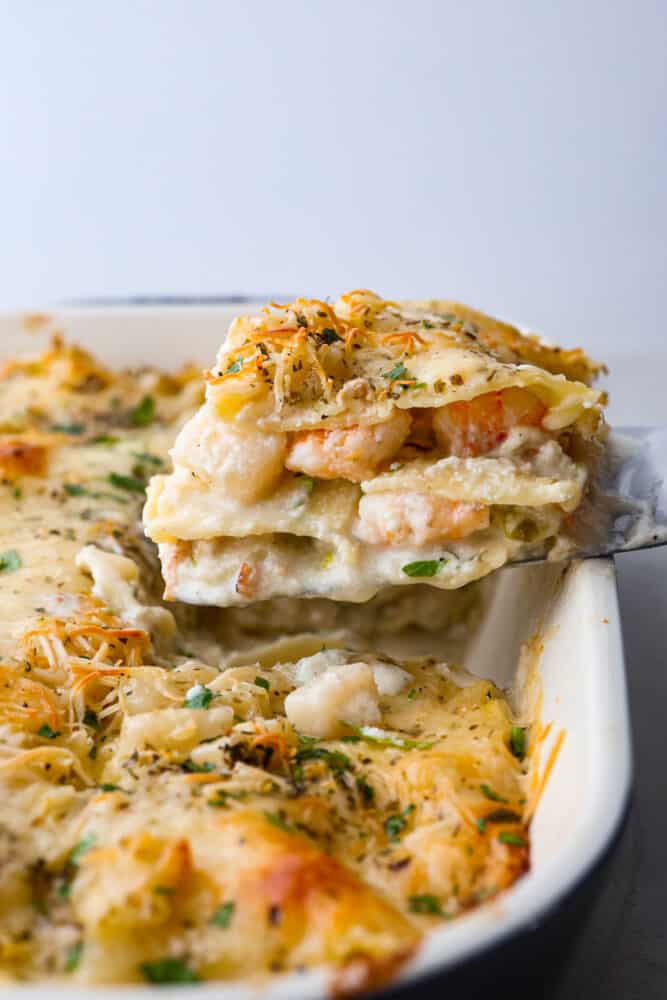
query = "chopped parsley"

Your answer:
(51, 422), (85, 435)
(82, 709), (99, 729)
(254, 675), (270, 691)
(132, 451), (164, 468)
(90, 434), (119, 445)
(319, 327), (342, 345)
(480, 783), (508, 803)
(476, 808), (522, 833)
(498, 831), (527, 847)
(64, 482), (128, 504)
(184, 684), (213, 709)
(510, 725), (527, 760)
(407, 688), (418, 701)
(129, 395), (155, 427)
(64, 941), (83, 972)
(181, 759), (215, 774)
(402, 557), (448, 578)
(408, 894), (444, 915)
(68, 833), (97, 867)
(209, 901), (235, 928)
(140, 958), (200, 984)
(385, 804), (416, 842)
(0, 549), (21, 573)
(343, 724), (433, 751)
(108, 472), (146, 493)
(295, 745), (351, 776)
(295, 473), (315, 494)
(225, 358), (243, 374)
(99, 783), (122, 793)
(264, 810), (294, 833)
(37, 723), (60, 740)
(385, 361), (409, 381)
(422, 319), (434, 329)
(356, 776), (375, 804)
